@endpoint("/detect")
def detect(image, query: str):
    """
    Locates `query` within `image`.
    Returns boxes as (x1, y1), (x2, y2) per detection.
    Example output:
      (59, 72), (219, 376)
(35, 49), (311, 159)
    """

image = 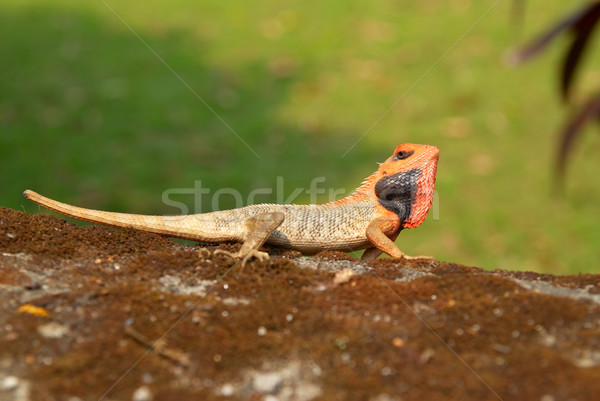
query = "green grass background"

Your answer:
(1, 0), (598, 274)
